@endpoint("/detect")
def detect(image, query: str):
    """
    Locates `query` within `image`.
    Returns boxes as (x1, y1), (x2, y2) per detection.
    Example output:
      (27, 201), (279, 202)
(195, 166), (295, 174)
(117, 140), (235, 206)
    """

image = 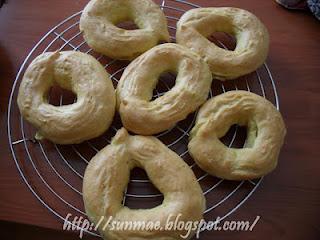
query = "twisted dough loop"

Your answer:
(83, 128), (206, 240)
(177, 7), (269, 80)
(17, 51), (116, 144)
(80, 0), (170, 60)
(189, 91), (286, 180)
(117, 43), (212, 135)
